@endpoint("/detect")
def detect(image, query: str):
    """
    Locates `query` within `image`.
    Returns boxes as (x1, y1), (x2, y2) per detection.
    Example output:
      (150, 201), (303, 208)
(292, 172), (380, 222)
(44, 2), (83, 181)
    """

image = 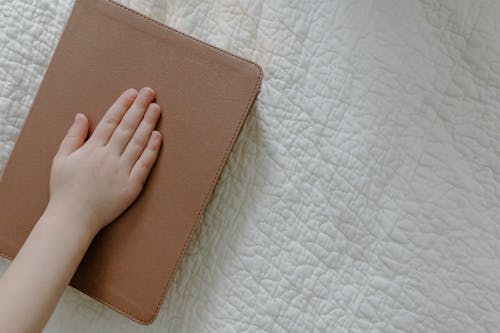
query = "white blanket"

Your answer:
(1, 0), (500, 332)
